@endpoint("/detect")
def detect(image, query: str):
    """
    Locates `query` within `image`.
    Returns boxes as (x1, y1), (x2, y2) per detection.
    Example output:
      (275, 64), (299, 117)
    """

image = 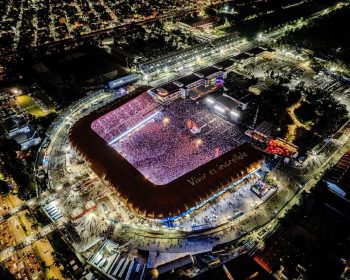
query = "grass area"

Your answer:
(18, 210), (39, 235)
(13, 95), (55, 118)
